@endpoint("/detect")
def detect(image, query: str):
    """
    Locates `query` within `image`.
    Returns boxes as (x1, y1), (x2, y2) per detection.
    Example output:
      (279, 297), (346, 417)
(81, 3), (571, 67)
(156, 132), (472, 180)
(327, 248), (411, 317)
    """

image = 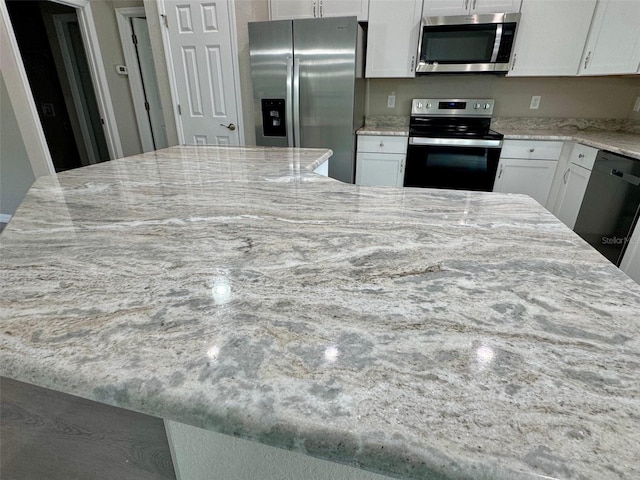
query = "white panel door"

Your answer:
(422, 0), (468, 16)
(493, 158), (558, 207)
(161, 0), (240, 145)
